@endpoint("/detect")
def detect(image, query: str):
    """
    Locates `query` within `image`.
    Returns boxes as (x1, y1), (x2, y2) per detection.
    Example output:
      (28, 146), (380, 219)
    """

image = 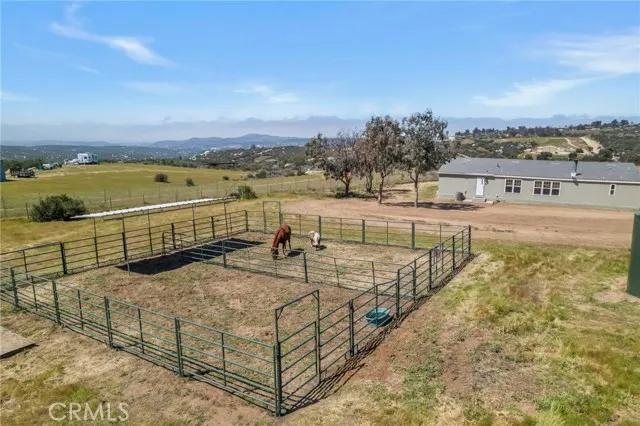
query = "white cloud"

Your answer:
(473, 78), (593, 108)
(51, 23), (171, 66)
(123, 81), (190, 95)
(235, 84), (299, 104)
(473, 28), (639, 108)
(544, 28), (640, 75)
(0, 91), (35, 102)
(75, 64), (100, 75)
